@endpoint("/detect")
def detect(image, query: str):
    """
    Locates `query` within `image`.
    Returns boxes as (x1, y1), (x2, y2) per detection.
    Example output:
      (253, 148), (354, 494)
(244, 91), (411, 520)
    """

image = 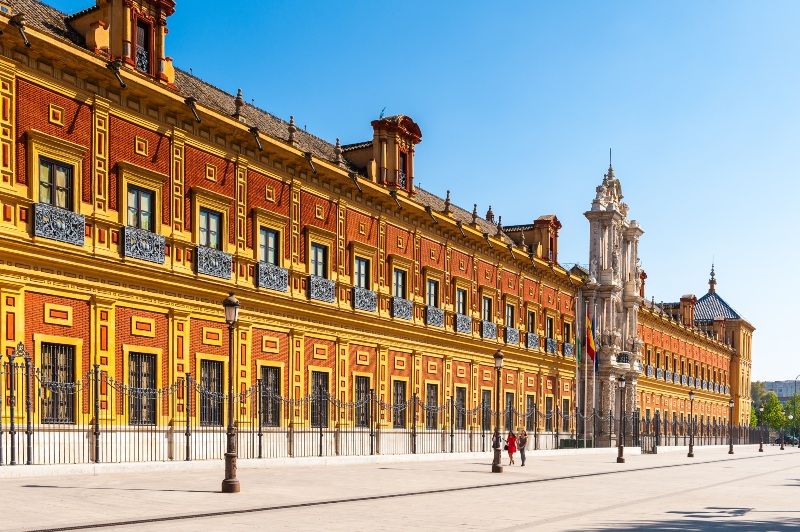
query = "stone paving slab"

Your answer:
(0, 445), (797, 531)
